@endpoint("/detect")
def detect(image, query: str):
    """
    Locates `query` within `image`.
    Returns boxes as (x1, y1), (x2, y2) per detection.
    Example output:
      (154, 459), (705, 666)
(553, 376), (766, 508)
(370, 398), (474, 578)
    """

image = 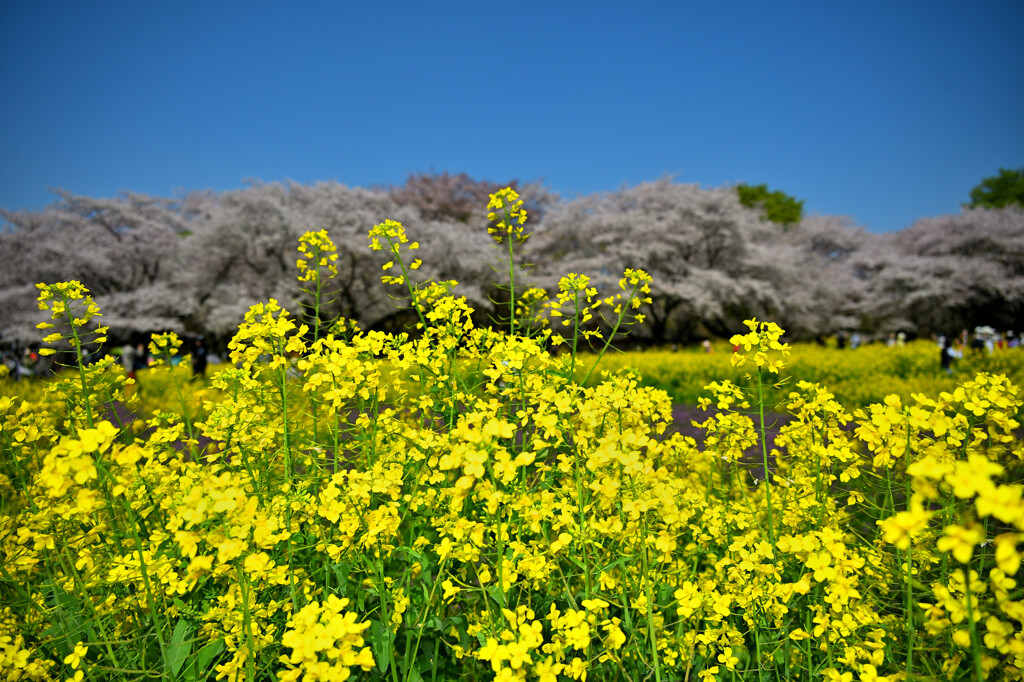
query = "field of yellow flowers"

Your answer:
(1, 189), (1023, 682)
(590, 341), (1024, 411)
